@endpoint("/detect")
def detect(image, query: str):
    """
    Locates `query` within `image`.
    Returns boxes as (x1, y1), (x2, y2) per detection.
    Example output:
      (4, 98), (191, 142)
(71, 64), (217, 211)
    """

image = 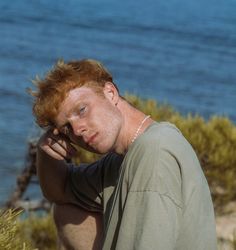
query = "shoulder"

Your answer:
(123, 122), (183, 202)
(123, 122), (184, 175)
(129, 121), (184, 153)
(124, 121), (195, 181)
